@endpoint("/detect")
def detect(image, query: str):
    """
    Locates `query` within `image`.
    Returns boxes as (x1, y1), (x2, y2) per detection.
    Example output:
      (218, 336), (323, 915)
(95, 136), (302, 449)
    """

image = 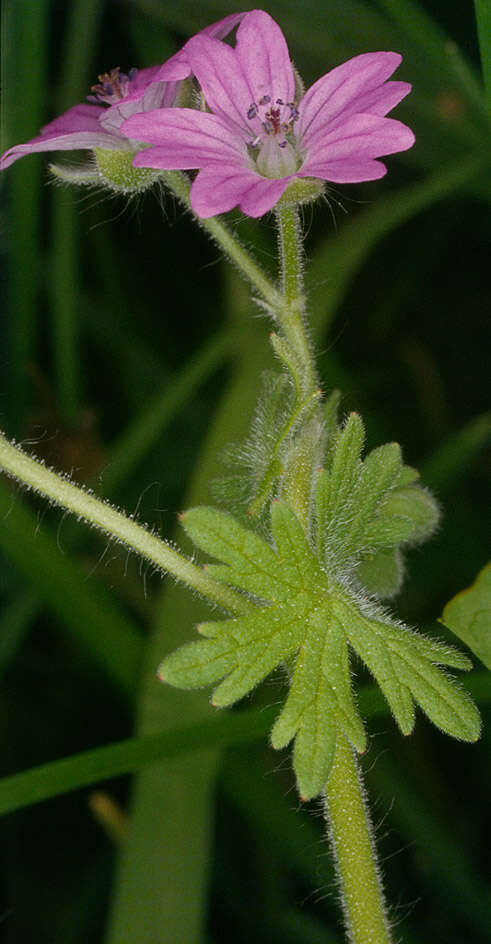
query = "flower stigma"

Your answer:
(247, 95), (302, 179)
